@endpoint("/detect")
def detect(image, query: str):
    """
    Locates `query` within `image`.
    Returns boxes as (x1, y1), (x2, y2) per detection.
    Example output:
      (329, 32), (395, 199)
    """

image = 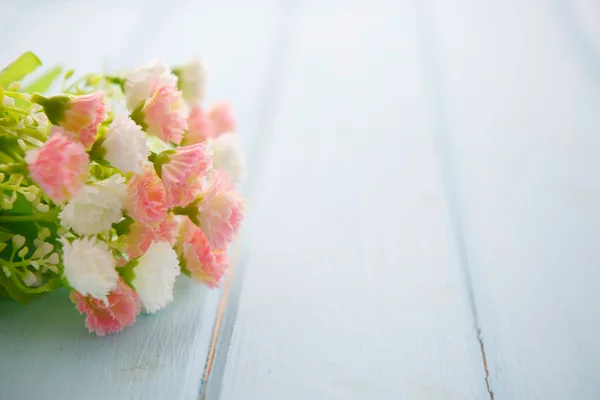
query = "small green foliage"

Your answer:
(22, 66), (63, 94)
(0, 52), (42, 87)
